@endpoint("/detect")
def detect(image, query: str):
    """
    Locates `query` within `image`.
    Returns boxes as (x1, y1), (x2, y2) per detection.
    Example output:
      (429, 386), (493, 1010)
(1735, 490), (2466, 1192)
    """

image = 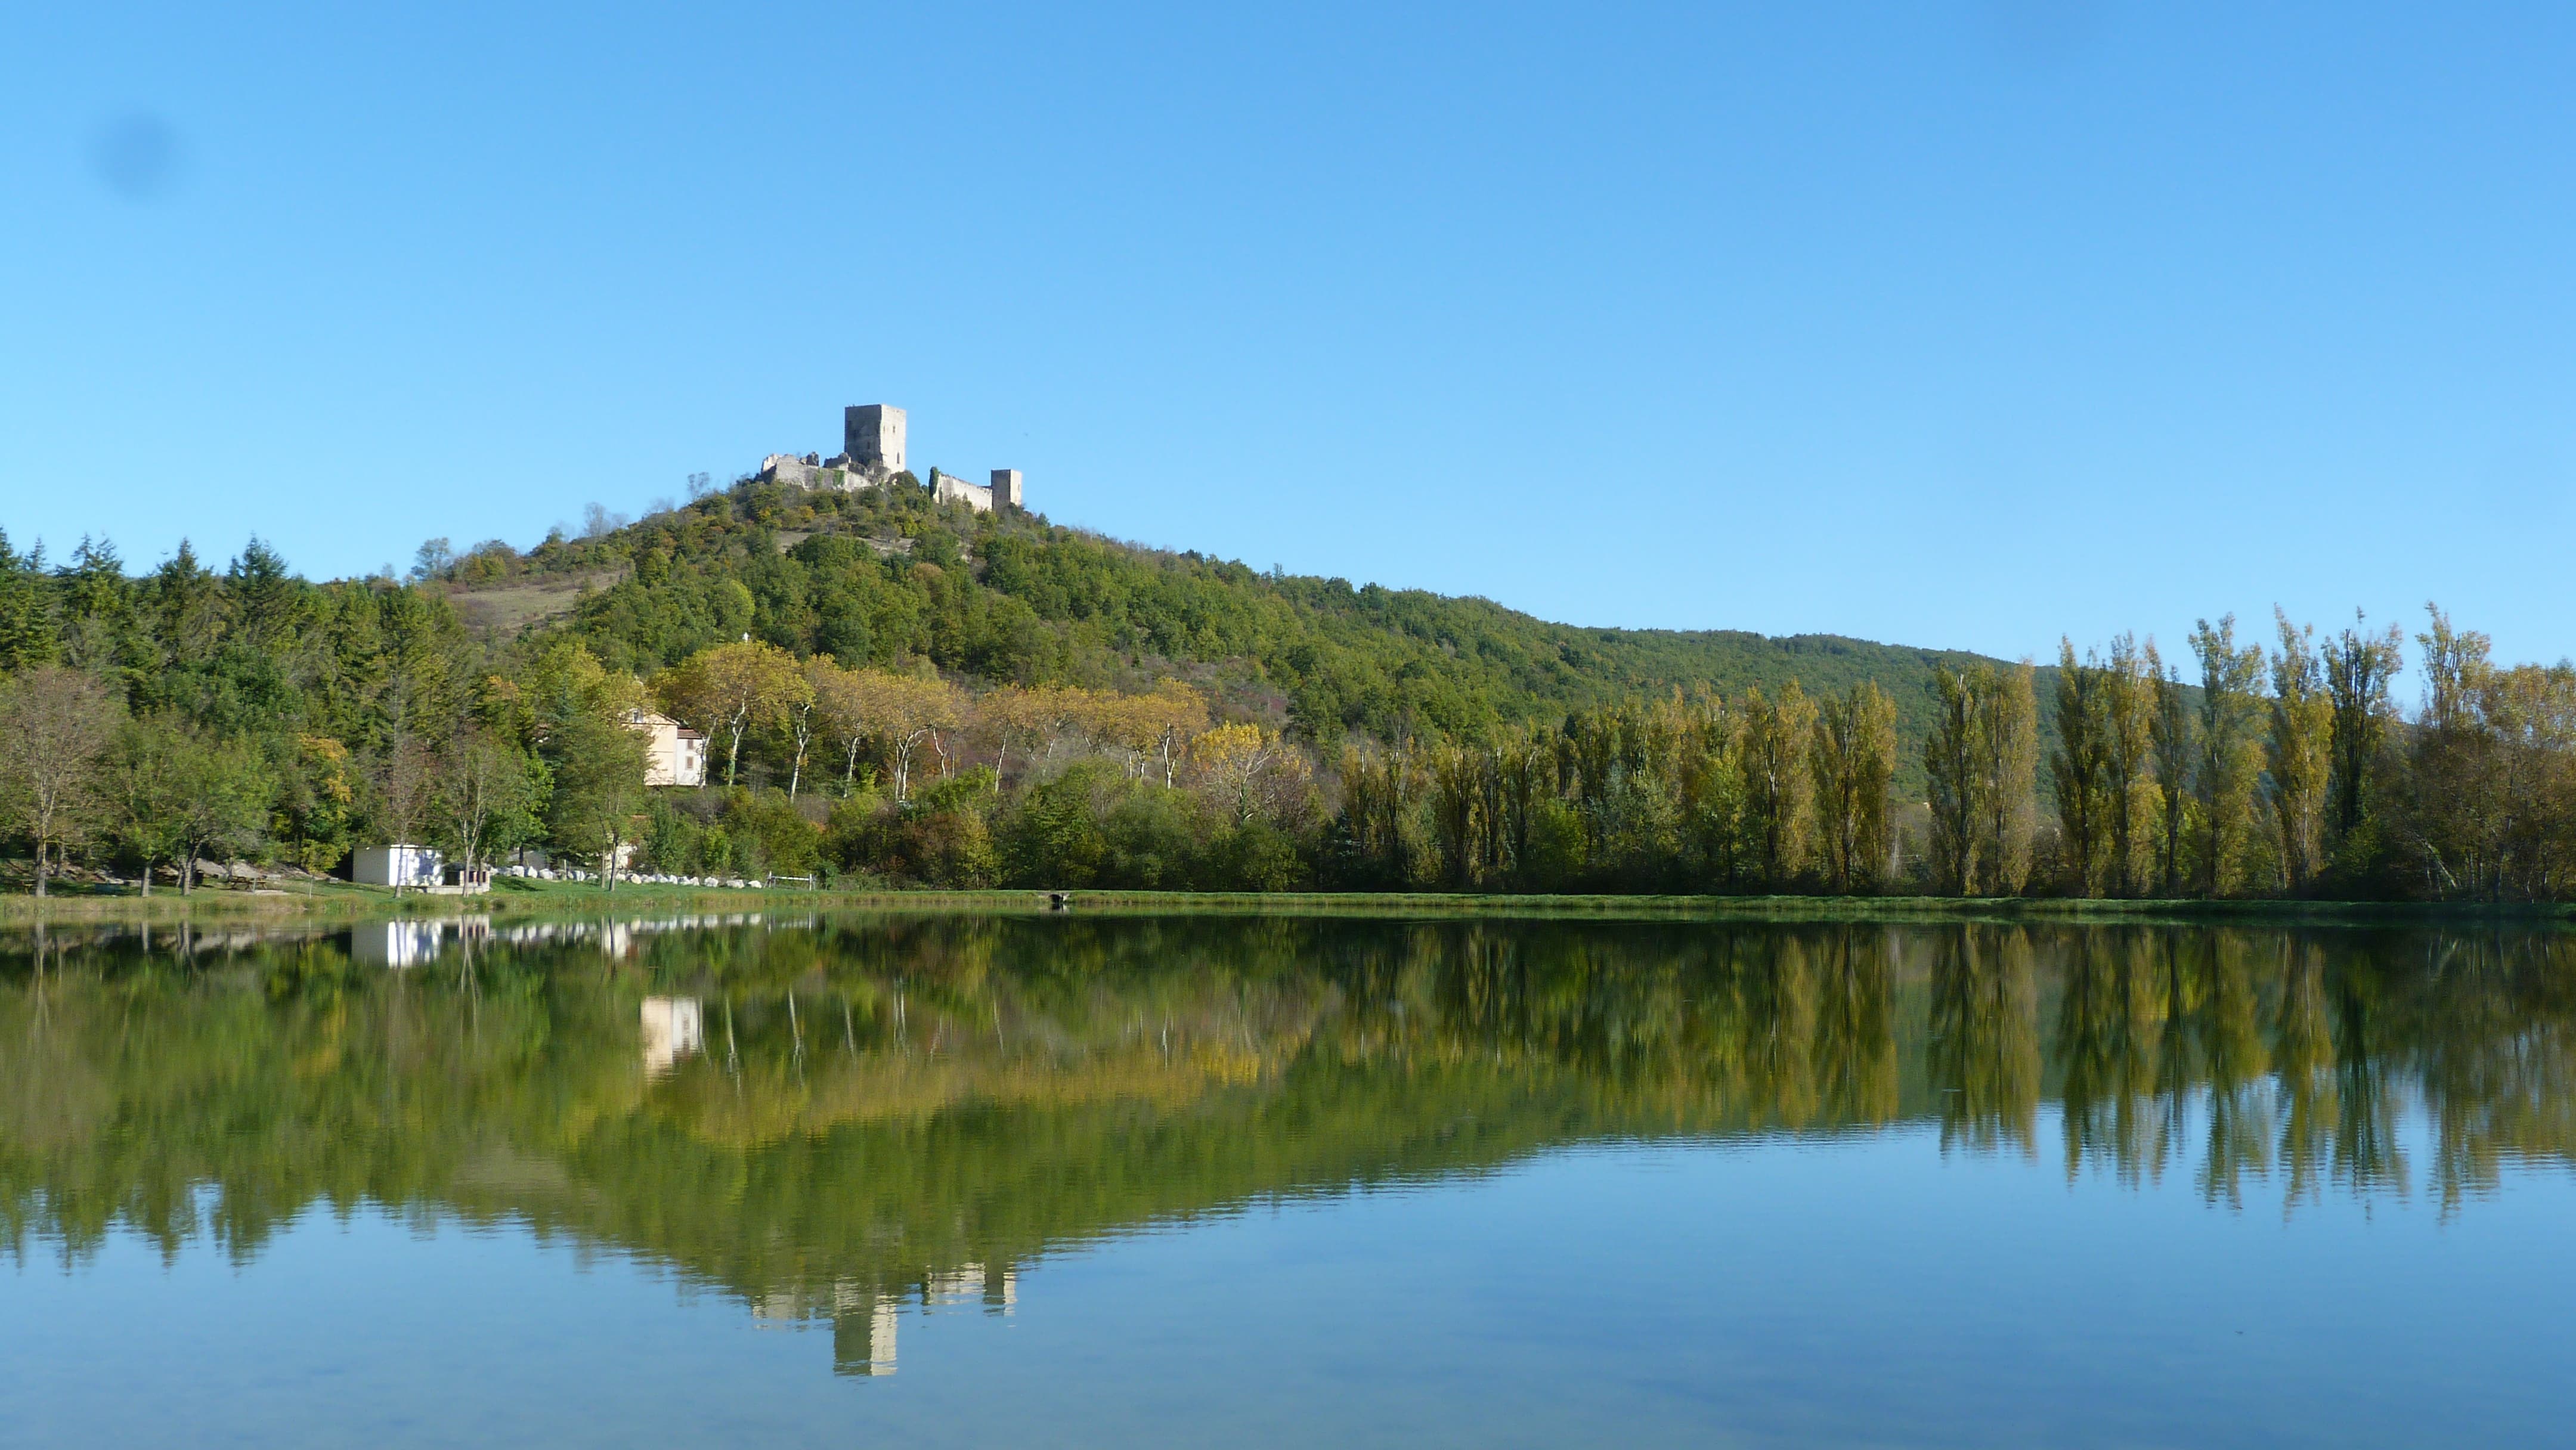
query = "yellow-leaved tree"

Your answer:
(1190, 723), (1309, 826)
(656, 640), (810, 788)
